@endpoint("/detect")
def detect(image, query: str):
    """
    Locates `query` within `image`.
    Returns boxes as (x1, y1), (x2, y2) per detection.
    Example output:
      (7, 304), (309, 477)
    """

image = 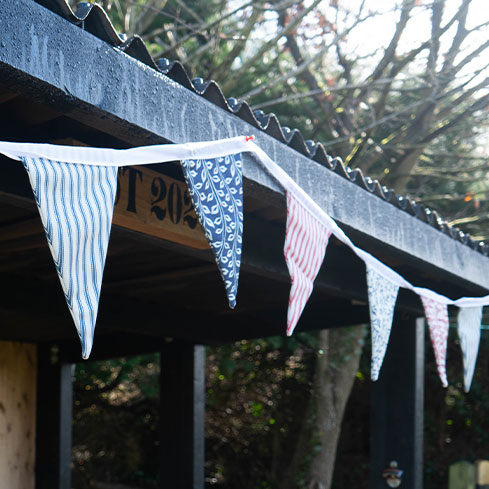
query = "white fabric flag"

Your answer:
(366, 265), (400, 381)
(22, 157), (118, 359)
(457, 306), (482, 392)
